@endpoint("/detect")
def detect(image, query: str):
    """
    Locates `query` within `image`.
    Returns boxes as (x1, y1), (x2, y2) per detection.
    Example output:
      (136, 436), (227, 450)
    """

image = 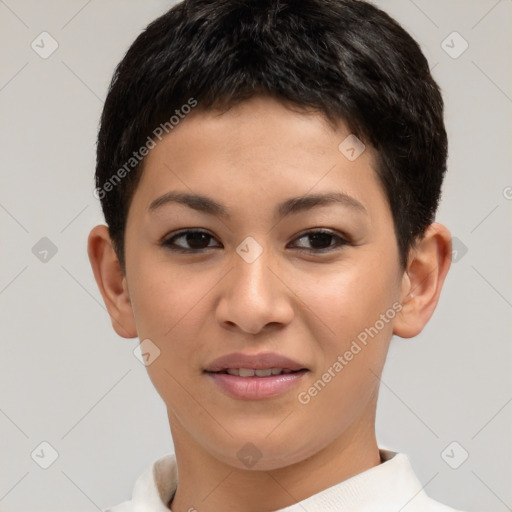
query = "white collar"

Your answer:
(108, 449), (462, 512)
